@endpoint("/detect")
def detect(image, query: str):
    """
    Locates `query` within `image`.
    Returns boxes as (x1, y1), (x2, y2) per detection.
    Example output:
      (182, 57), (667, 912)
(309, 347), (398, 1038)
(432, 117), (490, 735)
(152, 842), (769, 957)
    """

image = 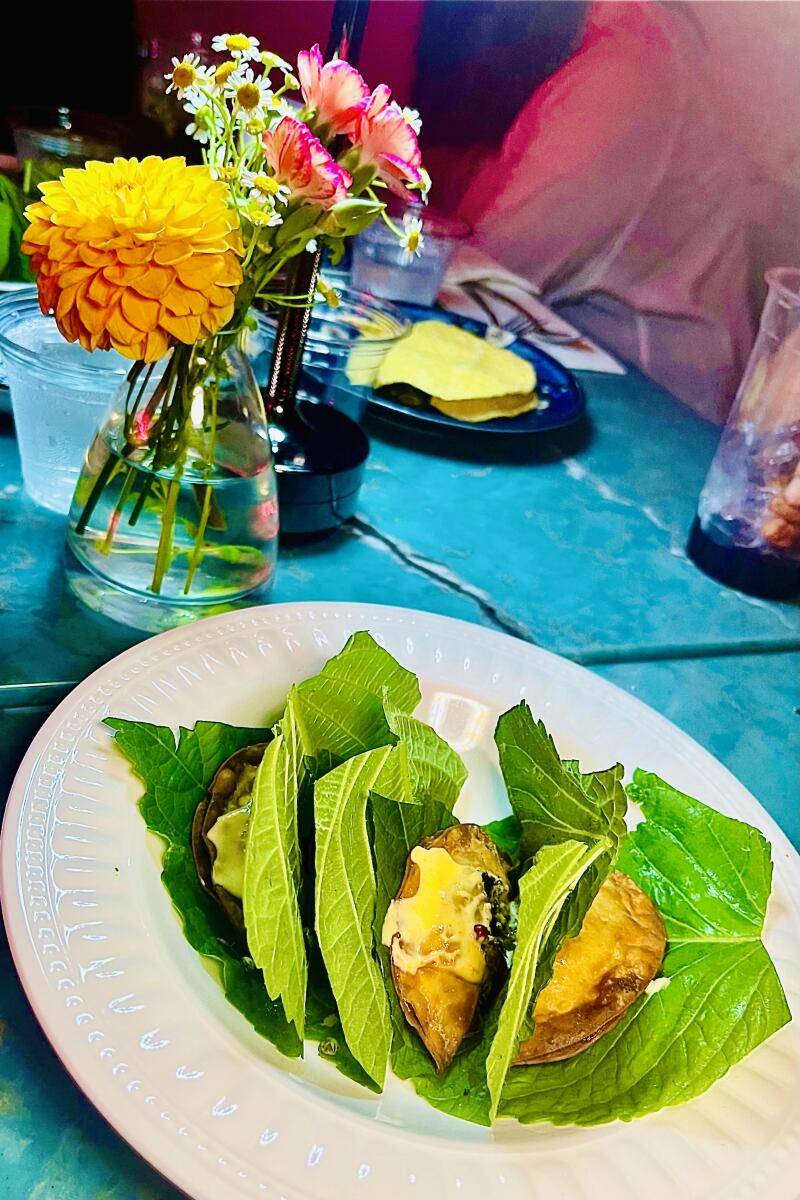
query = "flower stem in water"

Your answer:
(127, 474), (155, 527)
(183, 365), (221, 594)
(150, 475), (181, 594)
(74, 453), (117, 535)
(100, 466), (137, 555)
(183, 484), (213, 594)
